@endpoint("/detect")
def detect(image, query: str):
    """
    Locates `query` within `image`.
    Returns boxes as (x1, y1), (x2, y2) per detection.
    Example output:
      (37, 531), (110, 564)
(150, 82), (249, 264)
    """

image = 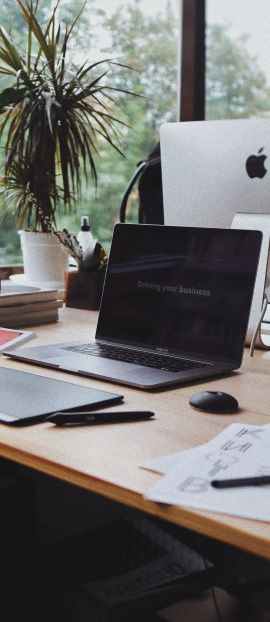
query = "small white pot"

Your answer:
(18, 230), (69, 289)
